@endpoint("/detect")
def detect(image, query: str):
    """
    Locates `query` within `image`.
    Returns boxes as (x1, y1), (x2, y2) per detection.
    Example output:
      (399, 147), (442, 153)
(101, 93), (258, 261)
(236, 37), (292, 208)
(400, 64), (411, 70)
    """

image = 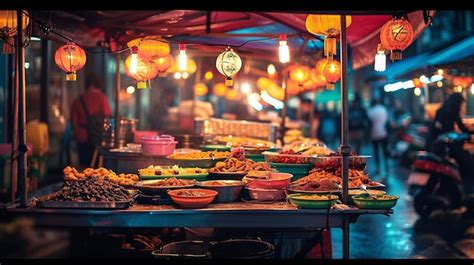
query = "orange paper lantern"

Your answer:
(225, 89), (240, 101)
(127, 36), (170, 61)
(287, 79), (302, 95)
(257, 77), (274, 90)
(306, 15), (352, 58)
(315, 58), (330, 74)
(213, 83), (228, 96)
(323, 59), (341, 90)
(0, 10), (29, 54)
(289, 64), (310, 85)
(124, 55), (158, 89)
(194, 83), (208, 97)
(153, 54), (174, 76)
(54, 43), (87, 81)
(452, 76), (473, 88)
(380, 17), (414, 61)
